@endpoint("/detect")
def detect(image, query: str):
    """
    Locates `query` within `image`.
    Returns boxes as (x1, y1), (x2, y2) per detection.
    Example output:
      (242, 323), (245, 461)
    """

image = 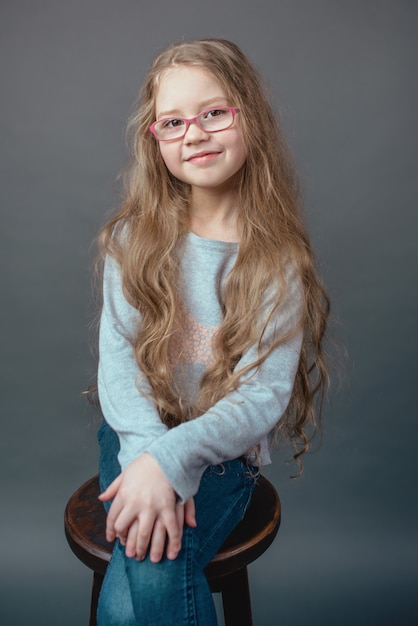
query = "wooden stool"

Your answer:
(65, 474), (281, 626)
